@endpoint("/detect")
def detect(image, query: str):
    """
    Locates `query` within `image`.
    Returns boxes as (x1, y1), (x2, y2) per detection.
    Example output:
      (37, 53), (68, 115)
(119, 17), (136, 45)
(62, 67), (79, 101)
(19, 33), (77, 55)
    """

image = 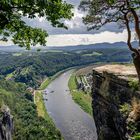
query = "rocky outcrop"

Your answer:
(0, 105), (14, 140)
(92, 67), (140, 140)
